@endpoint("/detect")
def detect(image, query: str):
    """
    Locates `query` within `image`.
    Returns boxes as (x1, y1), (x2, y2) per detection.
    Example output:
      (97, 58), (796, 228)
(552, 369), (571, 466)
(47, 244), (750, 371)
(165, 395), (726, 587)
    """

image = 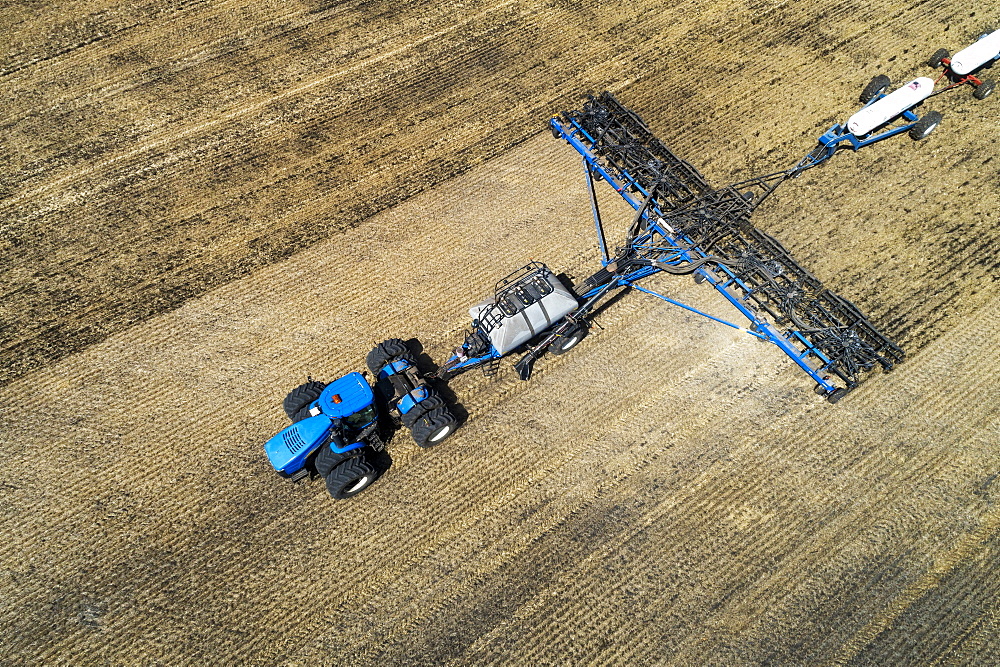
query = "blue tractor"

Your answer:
(264, 339), (459, 499)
